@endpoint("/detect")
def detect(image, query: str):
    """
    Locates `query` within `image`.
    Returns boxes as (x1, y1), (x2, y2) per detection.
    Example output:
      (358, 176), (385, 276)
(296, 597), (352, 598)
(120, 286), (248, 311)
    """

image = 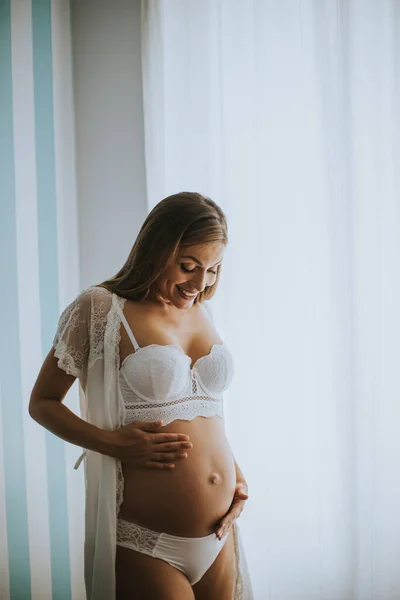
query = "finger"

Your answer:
(233, 491), (249, 505)
(151, 433), (191, 444)
(228, 506), (244, 522)
(151, 451), (187, 463)
(229, 499), (241, 511)
(143, 461), (176, 470)
(235, 490), (249, 500)
(156, 441), (193, 452)
(230, 501), (246, 516)
(219, 505), (243, 529)
(218, 516), (230, 530)
(216, 520), (233, 540)
(134, 420), (163, 431)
